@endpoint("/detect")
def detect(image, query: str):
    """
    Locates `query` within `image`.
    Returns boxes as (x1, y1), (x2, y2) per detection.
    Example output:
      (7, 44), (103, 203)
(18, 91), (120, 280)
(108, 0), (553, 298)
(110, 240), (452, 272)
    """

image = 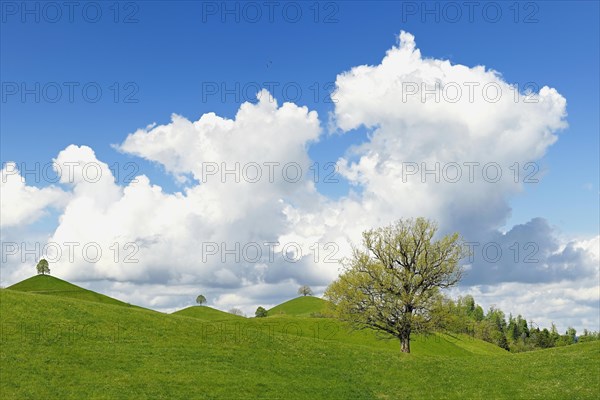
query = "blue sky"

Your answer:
(2, 1), (598, 235)
(1, 1), (599, 329)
